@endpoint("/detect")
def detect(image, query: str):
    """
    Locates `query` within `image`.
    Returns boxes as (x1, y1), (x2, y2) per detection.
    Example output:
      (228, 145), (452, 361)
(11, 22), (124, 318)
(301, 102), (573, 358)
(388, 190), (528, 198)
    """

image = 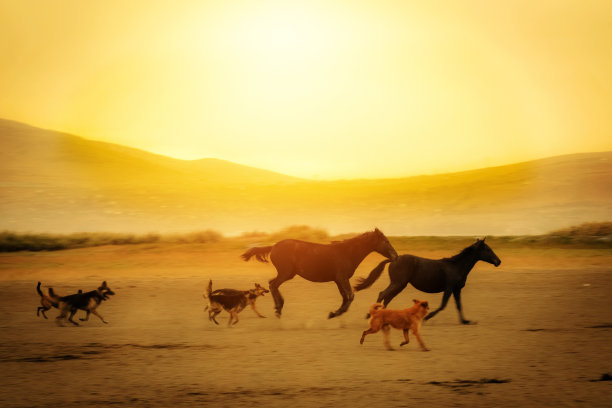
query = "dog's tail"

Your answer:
(353, 259), (392, 291)
(46, 286), (61, 307)
(36, 281), (44, 297)
(48, 287), (58, 299)
(203, 280), (213, 312)
(241, 246), (273, 263)
(369, 303), (385, 316)
(205, 279), (213, 298)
